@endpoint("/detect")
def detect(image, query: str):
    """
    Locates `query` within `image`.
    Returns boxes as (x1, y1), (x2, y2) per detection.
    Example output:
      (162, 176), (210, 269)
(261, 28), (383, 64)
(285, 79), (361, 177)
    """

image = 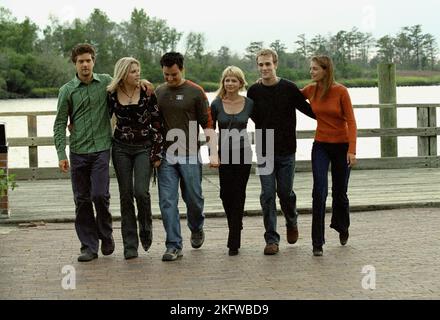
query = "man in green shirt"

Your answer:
(54, 43), (114, 262)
